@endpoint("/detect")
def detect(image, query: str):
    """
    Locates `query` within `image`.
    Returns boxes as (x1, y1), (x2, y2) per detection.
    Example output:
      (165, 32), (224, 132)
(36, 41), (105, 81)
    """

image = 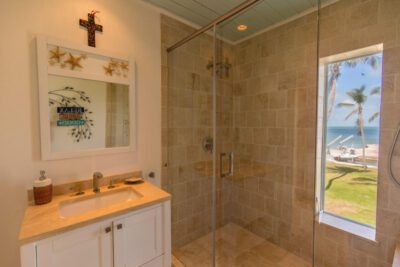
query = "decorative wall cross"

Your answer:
(79, 10), (103, 47)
